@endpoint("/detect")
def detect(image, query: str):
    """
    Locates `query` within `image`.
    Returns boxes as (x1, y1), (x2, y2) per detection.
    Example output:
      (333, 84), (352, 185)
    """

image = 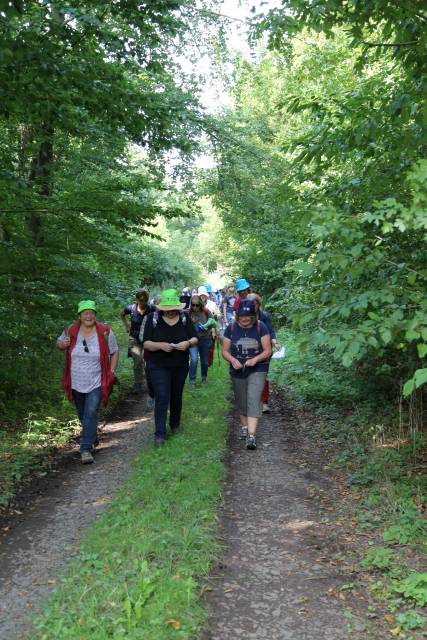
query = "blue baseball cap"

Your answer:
(236, 299), (256, 317)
